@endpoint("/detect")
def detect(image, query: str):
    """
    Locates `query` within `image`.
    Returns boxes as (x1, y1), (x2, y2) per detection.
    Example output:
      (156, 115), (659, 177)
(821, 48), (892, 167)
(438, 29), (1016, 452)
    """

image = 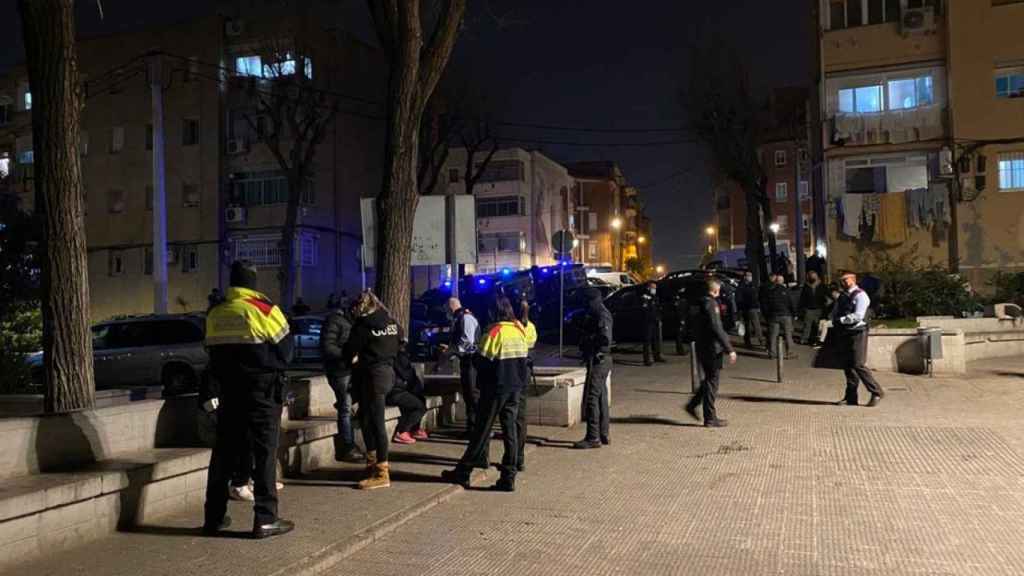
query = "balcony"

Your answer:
(830, 105), (946, 147)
